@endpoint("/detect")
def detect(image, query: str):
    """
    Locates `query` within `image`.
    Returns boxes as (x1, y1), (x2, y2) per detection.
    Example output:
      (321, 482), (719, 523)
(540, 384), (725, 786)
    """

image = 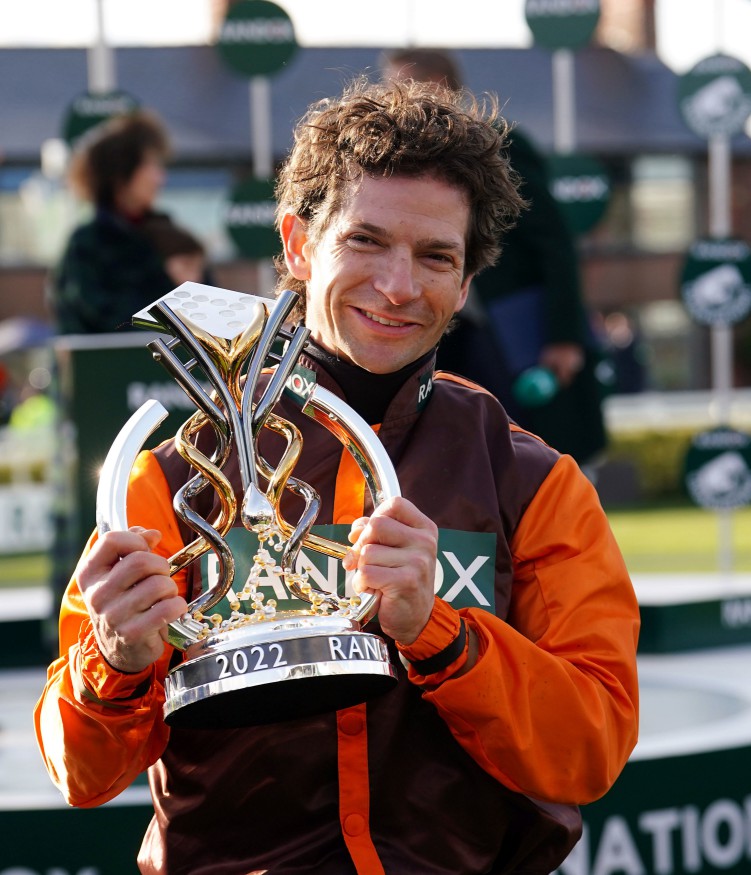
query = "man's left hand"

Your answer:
(343, 497), (437, 645)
